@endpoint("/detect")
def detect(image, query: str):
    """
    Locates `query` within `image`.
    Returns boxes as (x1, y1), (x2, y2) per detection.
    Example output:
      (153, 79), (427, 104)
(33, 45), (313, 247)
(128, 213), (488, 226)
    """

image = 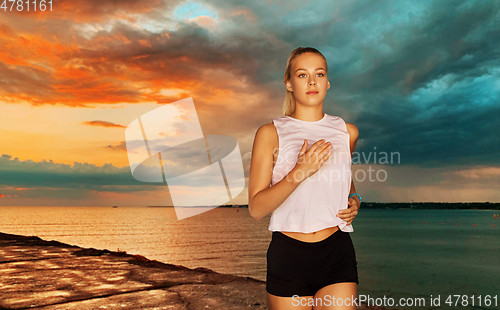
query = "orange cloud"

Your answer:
(0, 0), (263, 111)
(83, 121), (126, 128)
(228, 8), (257, 22)
(454, 167), (500, 179)
(138, 39), (152, 47)
(193, 16), (217, 30)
